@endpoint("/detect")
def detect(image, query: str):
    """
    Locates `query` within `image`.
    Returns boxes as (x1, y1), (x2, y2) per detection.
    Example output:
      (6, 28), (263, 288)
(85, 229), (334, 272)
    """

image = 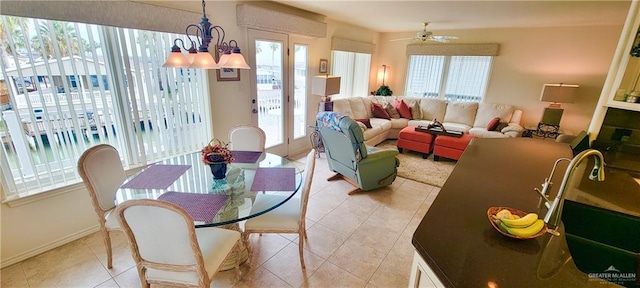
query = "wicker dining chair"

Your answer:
(243, 149), (316, 269)
(116, 199), (242, 288)
(228, 125), (266, 152)
(77, 144), (127, 269)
